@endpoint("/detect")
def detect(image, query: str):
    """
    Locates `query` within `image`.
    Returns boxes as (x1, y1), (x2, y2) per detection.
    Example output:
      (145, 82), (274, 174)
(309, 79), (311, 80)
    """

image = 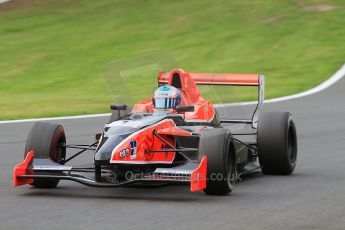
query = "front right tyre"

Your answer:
(199, 128), (237, 195)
